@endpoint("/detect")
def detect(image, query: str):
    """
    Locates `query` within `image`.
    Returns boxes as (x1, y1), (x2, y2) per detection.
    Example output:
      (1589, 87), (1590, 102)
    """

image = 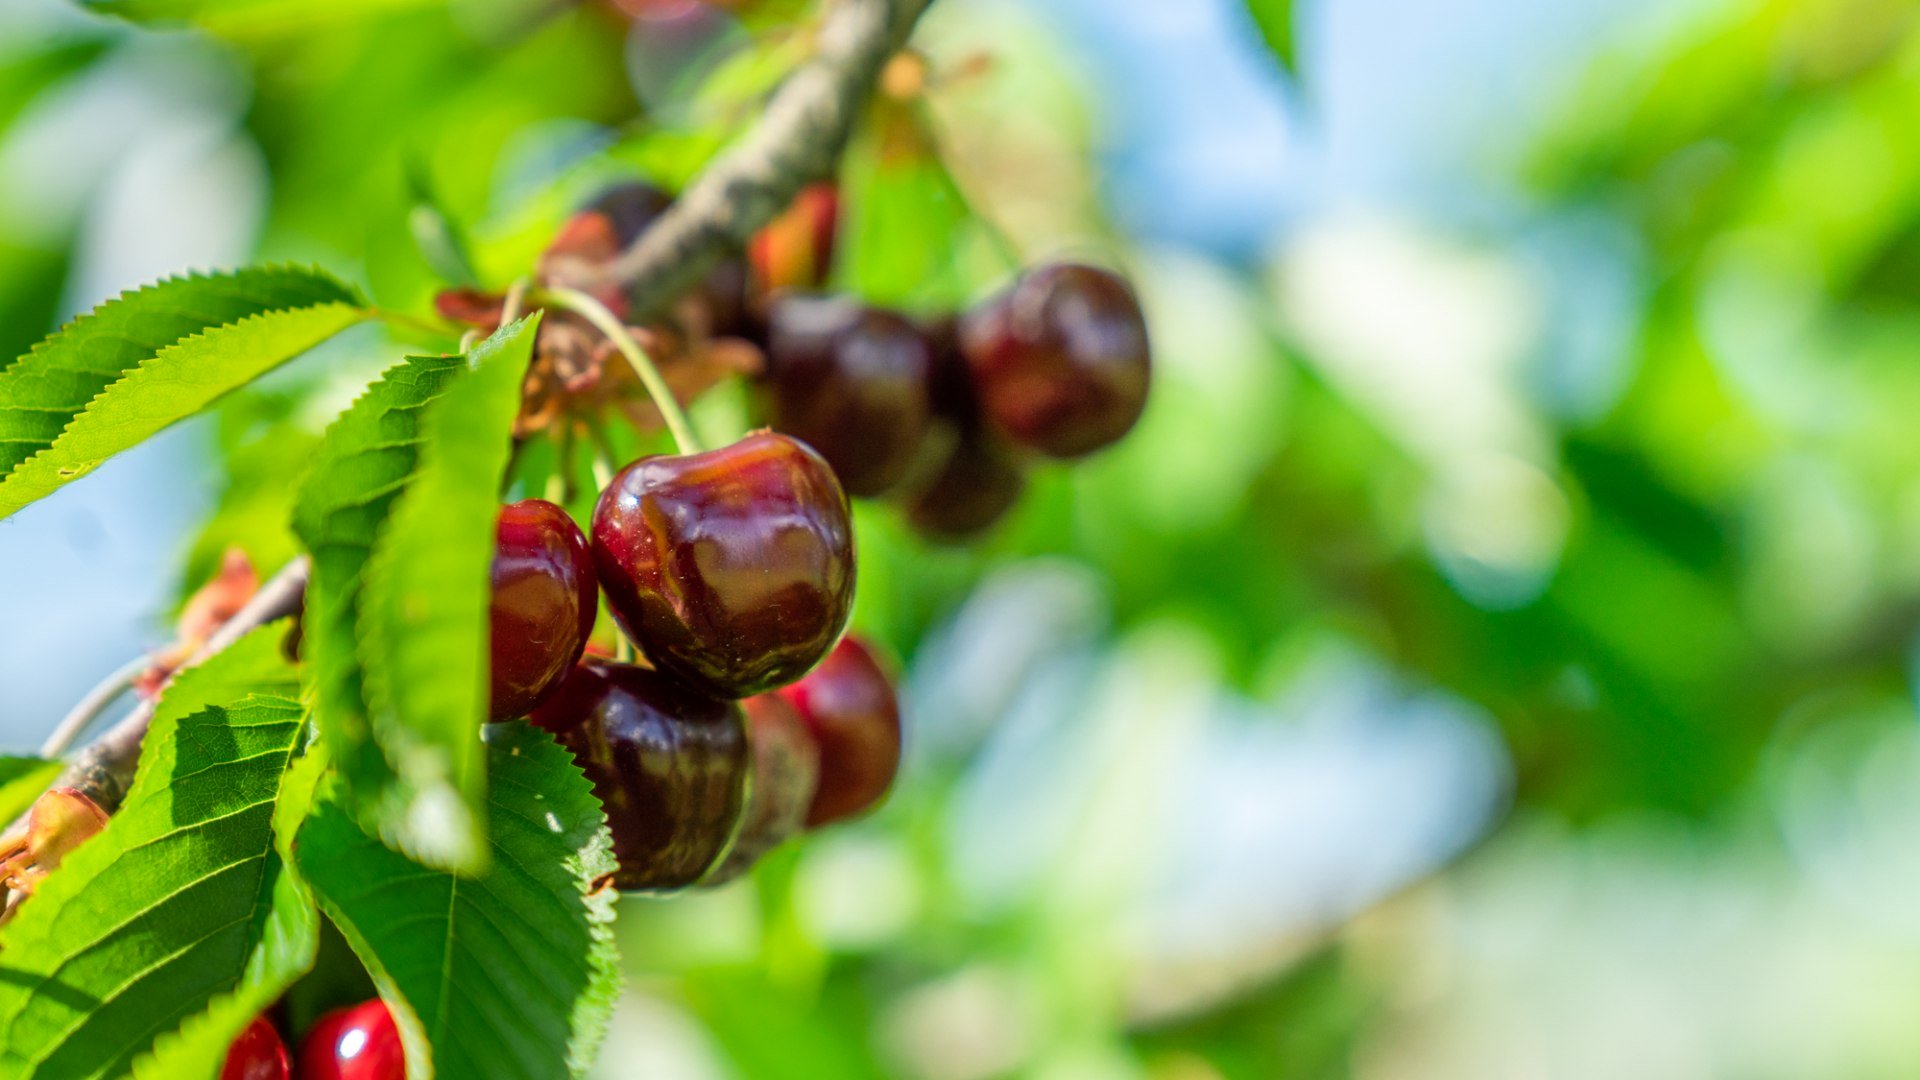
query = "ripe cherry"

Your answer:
(707, 691), (820, 883)
(750, 182), (840, 292)
(529, 659), (750, 889)
(762, 294), (934, 497)
(958, 262), (1151, 458)
(903, 431), (1025, 542)
(591, 431), (855, 698)
(489, 499), (597, 720)
(220, 1015), (291, 1080)
(298, 999), (405, 1080)
(778, 636), (902, 827)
